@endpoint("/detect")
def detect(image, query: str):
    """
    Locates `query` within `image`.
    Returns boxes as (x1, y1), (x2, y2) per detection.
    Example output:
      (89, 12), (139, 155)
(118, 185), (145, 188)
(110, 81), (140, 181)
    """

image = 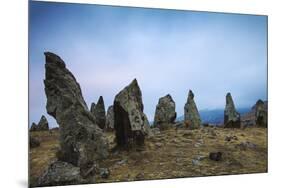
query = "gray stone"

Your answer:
(184, 90), (201, 129)
(209, 152), (222, 161)
(37, 115), (49, 131)
(99, 168), (110, 179)
(30, 122), (38, 132)
(91, 96), (106, 129)
(153, 94), (176, 130)
(255, 100), (267, 127)
(105, 105), (114, 131)
(224, 93), (241, 128)
(37, 161), (94, 187)
(44, 52), (108, 176)
(113, 79), (148, 149)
